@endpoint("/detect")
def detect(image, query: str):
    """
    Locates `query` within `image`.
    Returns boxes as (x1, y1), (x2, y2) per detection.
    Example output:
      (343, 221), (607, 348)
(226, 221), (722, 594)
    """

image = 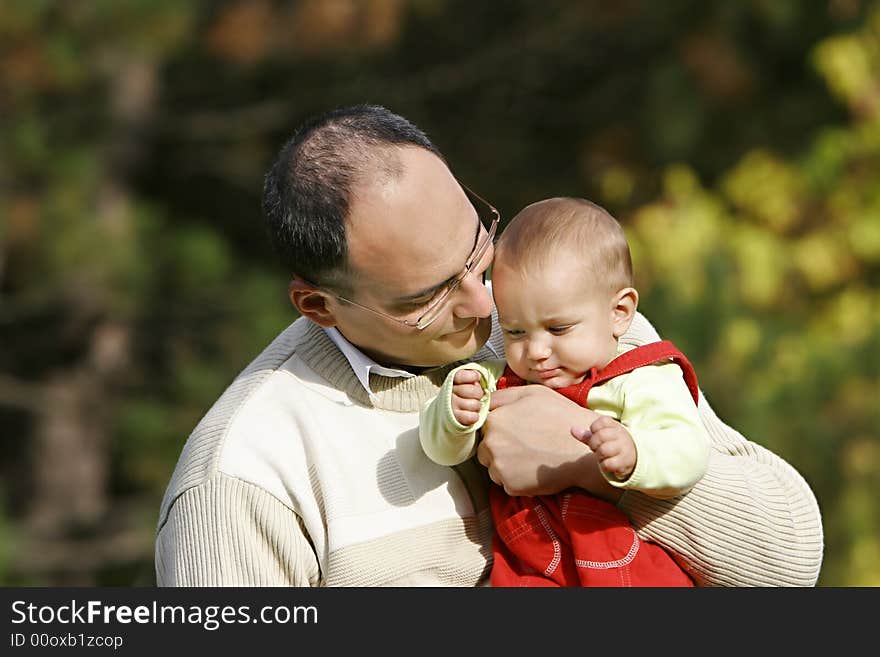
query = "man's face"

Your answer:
(492, 255), (620, 388)
(327, 147), (494, 368)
